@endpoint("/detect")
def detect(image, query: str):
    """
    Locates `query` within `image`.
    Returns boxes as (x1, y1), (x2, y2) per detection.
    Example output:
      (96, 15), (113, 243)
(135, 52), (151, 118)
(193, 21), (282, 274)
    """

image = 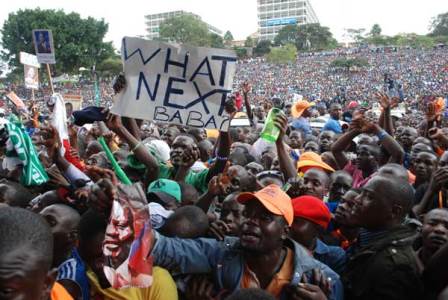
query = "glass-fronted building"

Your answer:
(257, 0), (319, 41)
